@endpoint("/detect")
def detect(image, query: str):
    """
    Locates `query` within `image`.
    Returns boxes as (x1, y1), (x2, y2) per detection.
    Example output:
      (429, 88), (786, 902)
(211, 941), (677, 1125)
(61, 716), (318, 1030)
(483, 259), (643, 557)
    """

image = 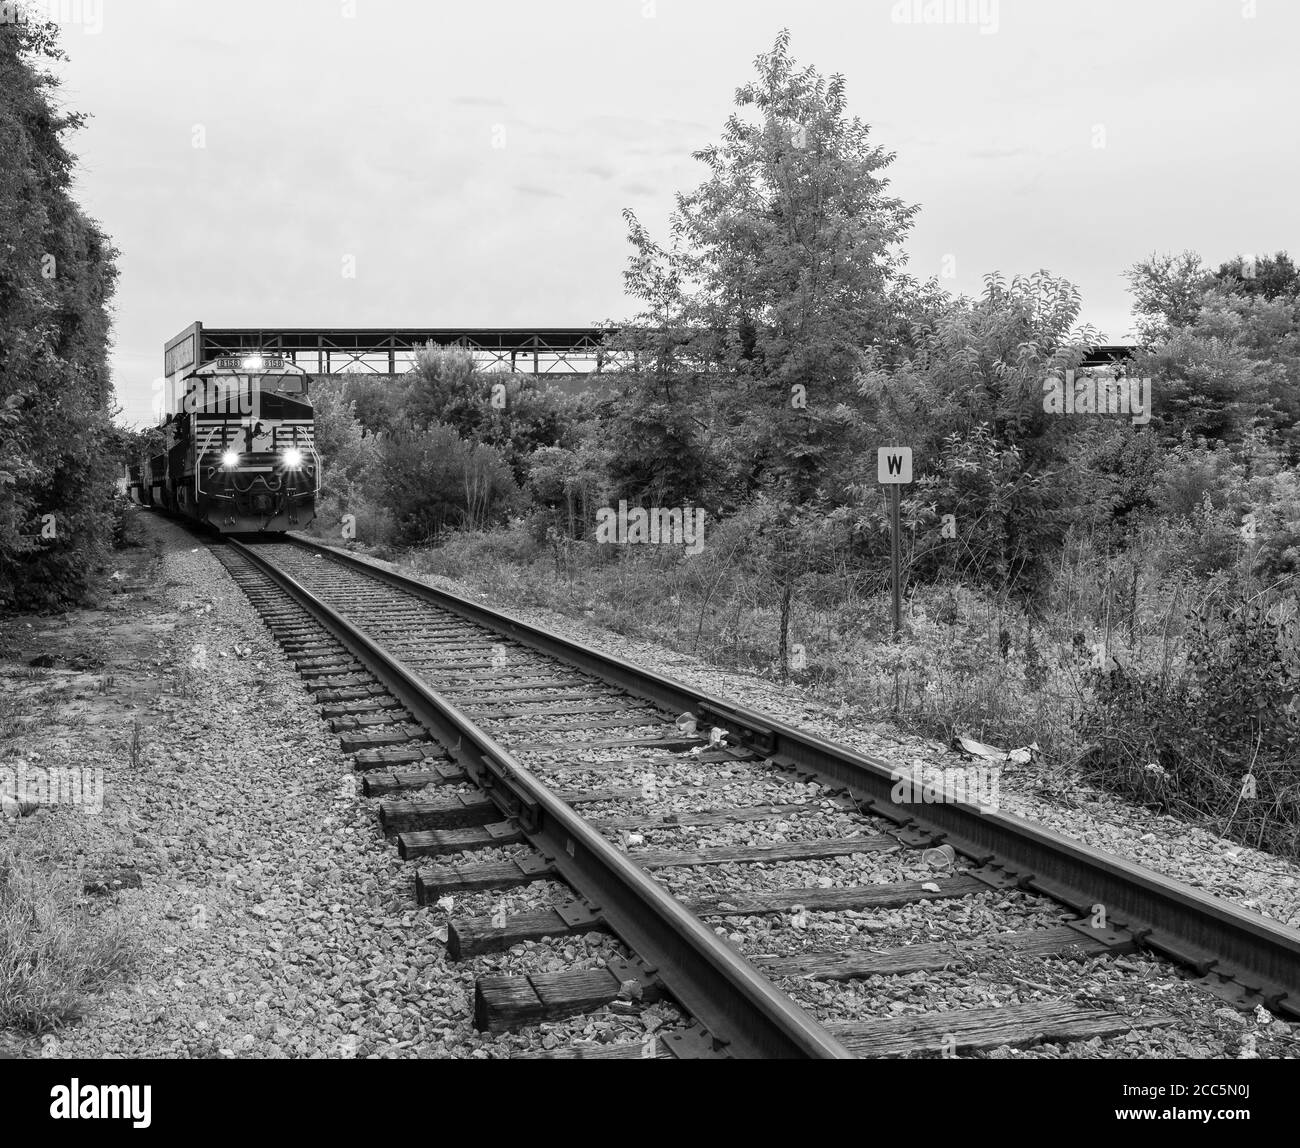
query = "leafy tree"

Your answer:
(908, 425), (1068, 595)
(862, 270), (1101, 467)
(1131, 328), (1272, 447)
(1211, 251), (1300, 302)
(611, 29), (918, 668)
(1124, 250), (1210, 343)
(526, 441), (610, 541)
(344, 374), (411, 438)
(0, 18), (120, 610)
(401, 344), (581, 485)
(309, 378), (382, 506)
(603, 387), (710, 509)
